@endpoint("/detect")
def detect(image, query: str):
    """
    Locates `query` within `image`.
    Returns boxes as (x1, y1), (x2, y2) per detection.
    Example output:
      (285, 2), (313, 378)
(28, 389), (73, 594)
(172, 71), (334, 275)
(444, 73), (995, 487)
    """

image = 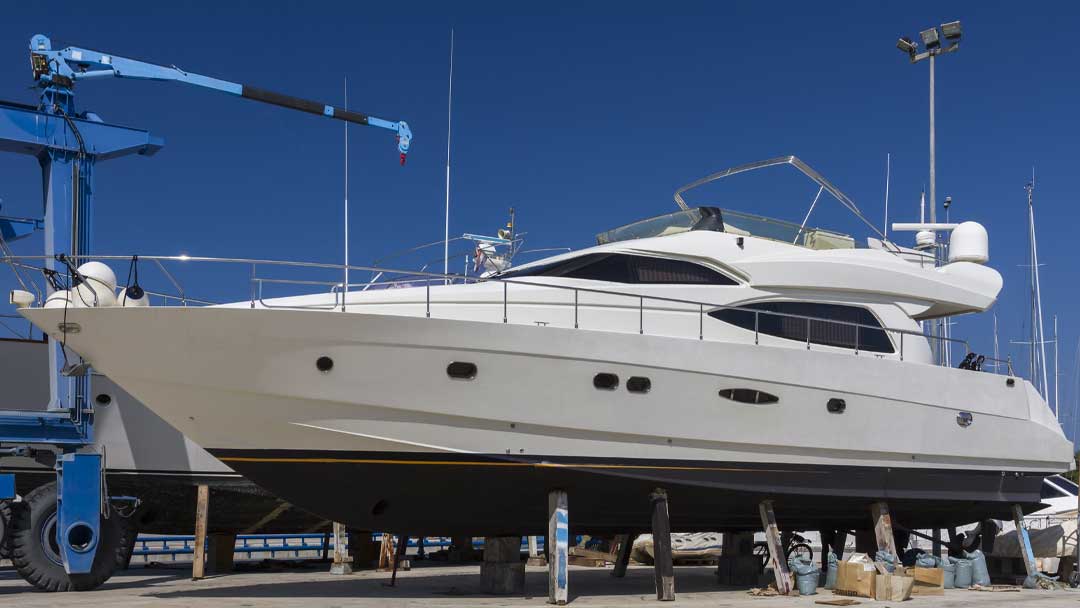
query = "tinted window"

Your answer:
(501, 253), (736, 285)
(1041, 480), (1071, 499)
(709, 302), (894, 353)
(719, 388), (779, 404)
